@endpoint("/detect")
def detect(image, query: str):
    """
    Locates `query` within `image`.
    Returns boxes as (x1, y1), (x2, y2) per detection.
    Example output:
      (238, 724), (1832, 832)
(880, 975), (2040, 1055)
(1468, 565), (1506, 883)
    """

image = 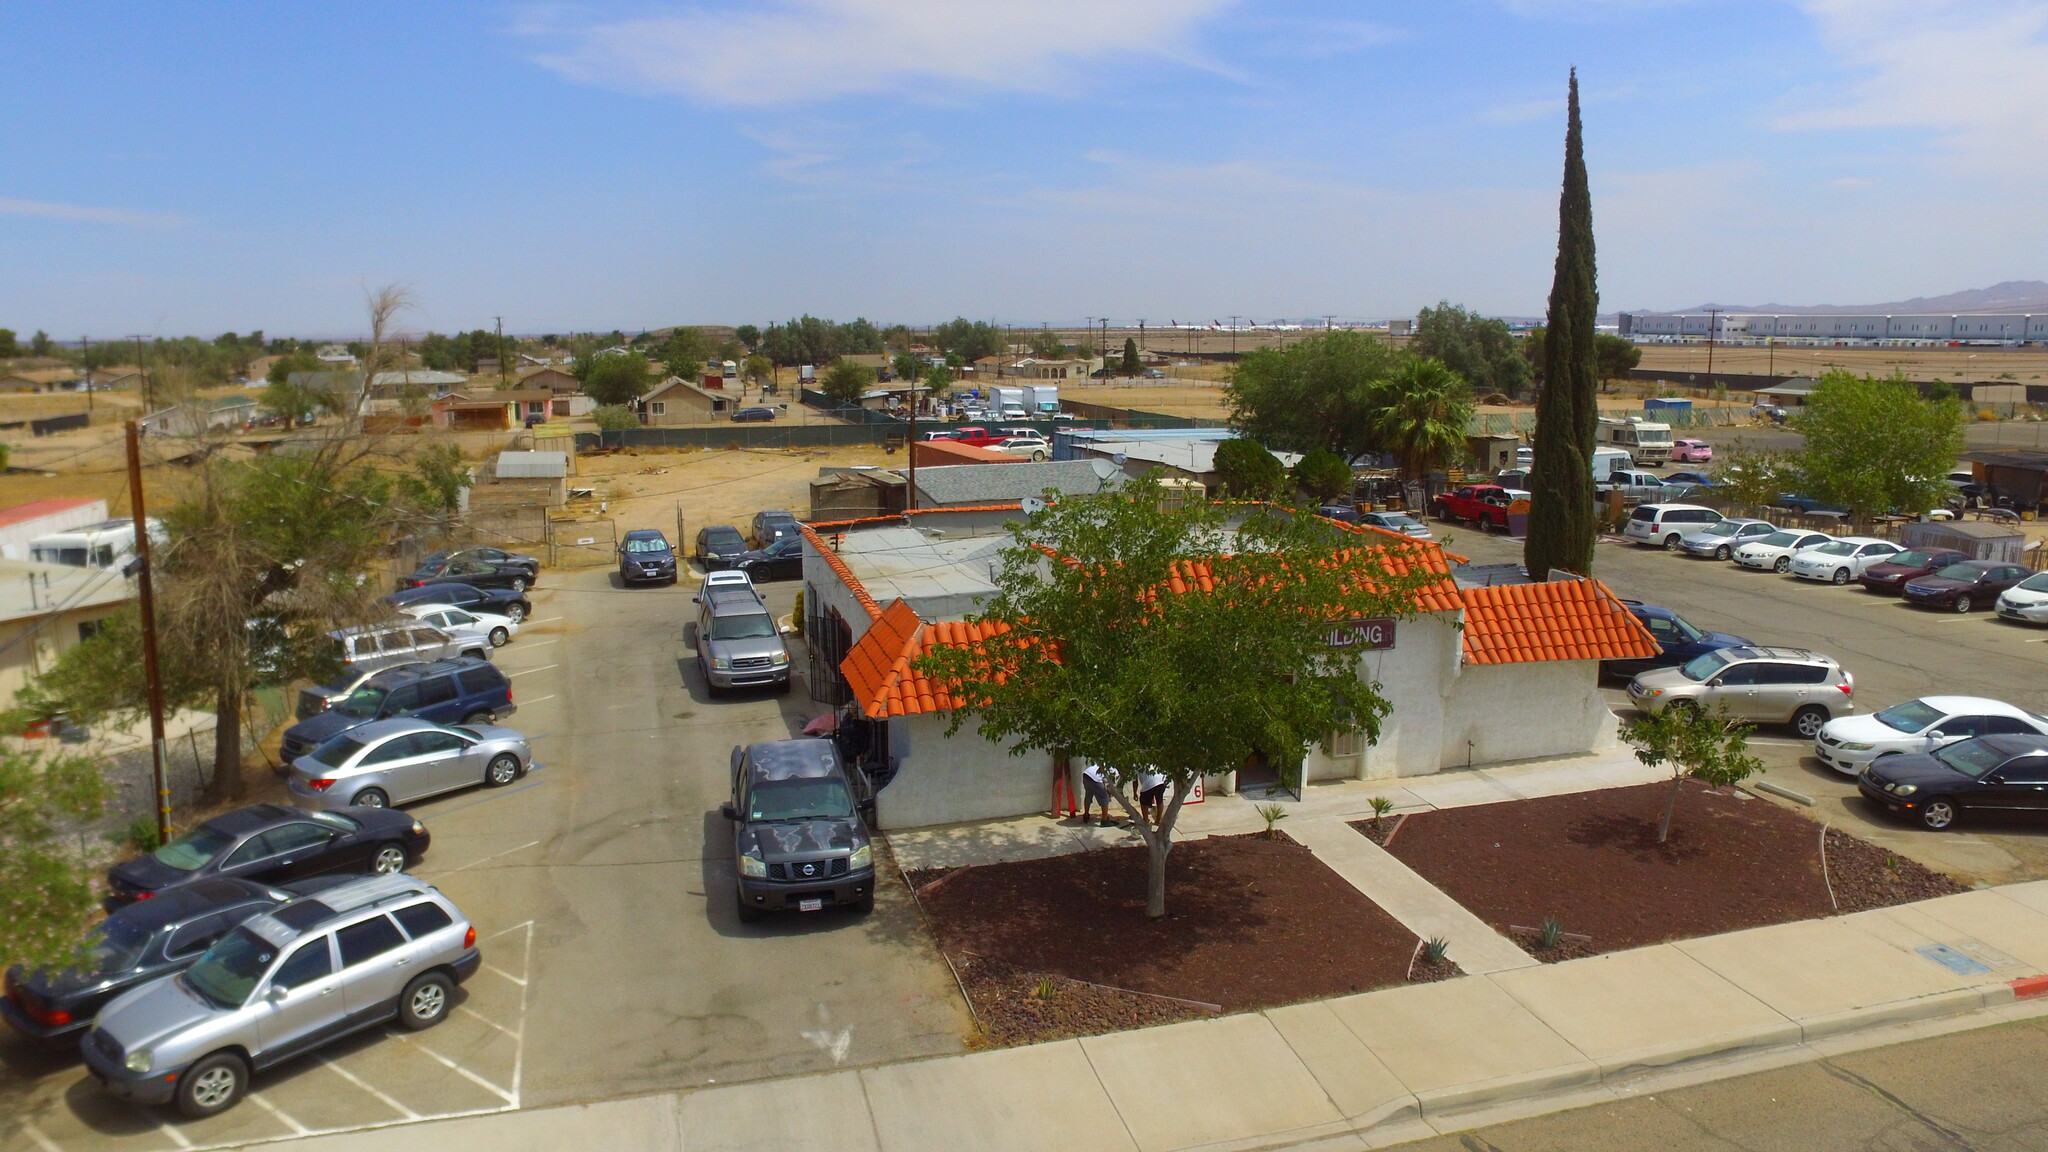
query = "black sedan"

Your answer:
(421, 546), (540, 578)
(696, 525), (747, 568)
(733, 535), (804, 582)
(5, 878), (295, 1044)
(1858, 734), (2048, 830)
(399, 557), (534, 594)
(1901, 561), (2031, 613)
(387, 581), (532, 623)
(104, 804), (429, 908)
